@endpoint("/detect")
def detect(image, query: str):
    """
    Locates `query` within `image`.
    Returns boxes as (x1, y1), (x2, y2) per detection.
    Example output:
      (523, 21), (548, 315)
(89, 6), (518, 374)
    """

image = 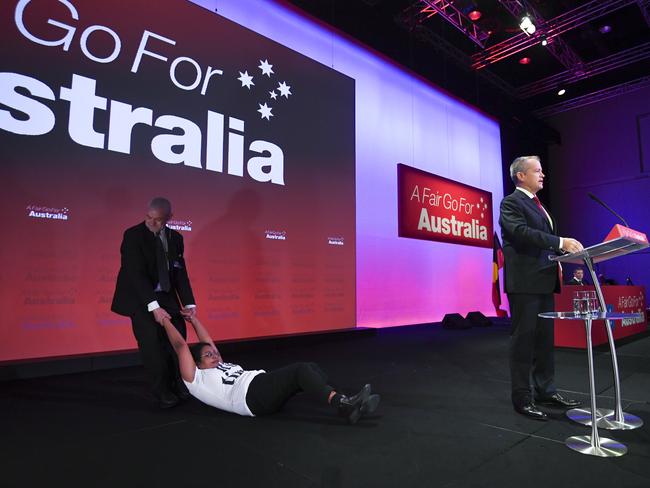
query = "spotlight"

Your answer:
(519, 16), (536, 35)
(557, 88), (566, 96)
(599, 25), (612, 34)
(468, 10), (482, 21)
(519, 57), (531, 65)
(541, 35), (548, 46)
